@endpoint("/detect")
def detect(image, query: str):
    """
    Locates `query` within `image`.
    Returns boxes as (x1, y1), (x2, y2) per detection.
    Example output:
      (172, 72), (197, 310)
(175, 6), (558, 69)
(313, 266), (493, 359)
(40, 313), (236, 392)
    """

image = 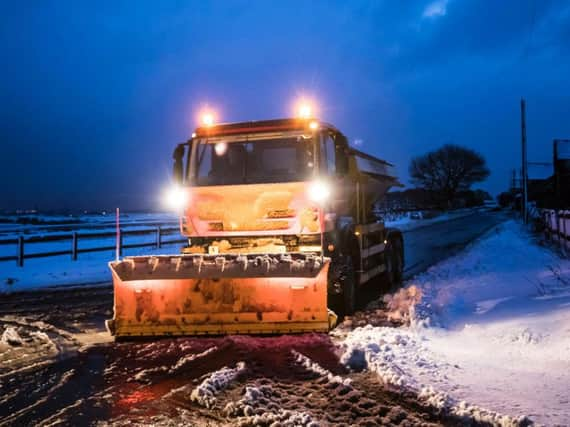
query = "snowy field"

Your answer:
(0, 213), (181, 293)
(337, 220), (570, 426)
